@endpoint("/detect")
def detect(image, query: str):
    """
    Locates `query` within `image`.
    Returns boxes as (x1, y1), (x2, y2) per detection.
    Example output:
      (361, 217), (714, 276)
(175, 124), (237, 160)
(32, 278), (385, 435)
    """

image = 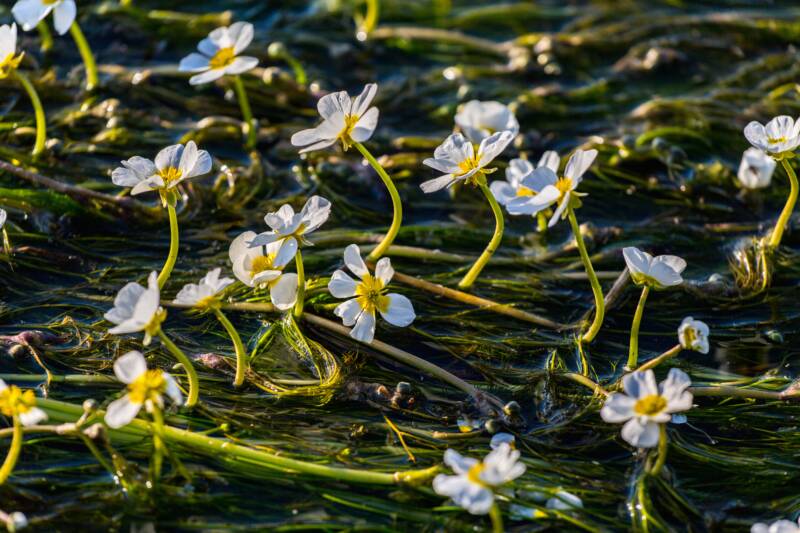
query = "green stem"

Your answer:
(214, 308), (247, 387)
(69, 22), (98, 91)
(769, 159), (799, 248)
(567, 207), (604, 343)
(354, 142), (403, 261)
(626, 286), (650, 370)
(458, 182), (503, 290)
(649, 424), (668, 476)
(233, 75), (256, 150)
(358, 0), (380, 38)
(36, 21), (53, 52)
(489, 503), (504, 533)
(150, 405), (166, 482)
(157, 330), (199, 408)
(12, 71), (46, 158)
(0, 417), (22, 485)
(157, 203), (179, 289)
(293, 249), (306, 318)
